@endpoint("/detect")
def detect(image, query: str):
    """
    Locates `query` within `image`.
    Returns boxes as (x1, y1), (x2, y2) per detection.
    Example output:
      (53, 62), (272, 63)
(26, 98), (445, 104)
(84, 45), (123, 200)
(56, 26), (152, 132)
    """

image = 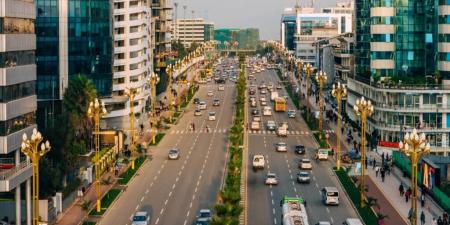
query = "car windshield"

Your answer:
(169, 149), (178, 154)
(296, 145), (304, 149)
(209, 112), (215, 116)
(278, 143), (286, 146)
(302, 159), (311, 163)
(200, 212), (211, 217)
(267, 174), (276, 178)
(299, 172), (309, 177)
(327, 191), (339, 197)
(133, 216), (147, 221)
